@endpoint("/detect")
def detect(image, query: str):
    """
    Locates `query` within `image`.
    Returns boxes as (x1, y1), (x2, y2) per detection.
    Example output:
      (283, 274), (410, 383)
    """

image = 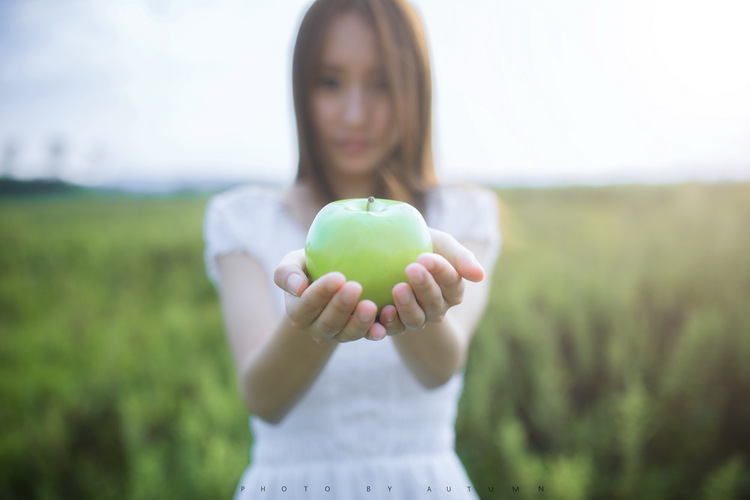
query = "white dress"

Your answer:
(204, 183), (501, 500)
